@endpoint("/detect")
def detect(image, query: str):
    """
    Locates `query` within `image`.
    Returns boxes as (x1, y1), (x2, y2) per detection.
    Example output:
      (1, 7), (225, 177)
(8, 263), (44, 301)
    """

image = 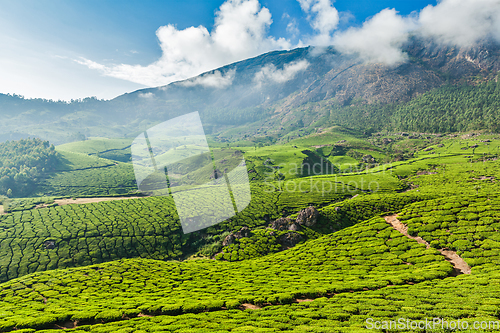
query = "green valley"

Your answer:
(0, 33), (500, 333)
